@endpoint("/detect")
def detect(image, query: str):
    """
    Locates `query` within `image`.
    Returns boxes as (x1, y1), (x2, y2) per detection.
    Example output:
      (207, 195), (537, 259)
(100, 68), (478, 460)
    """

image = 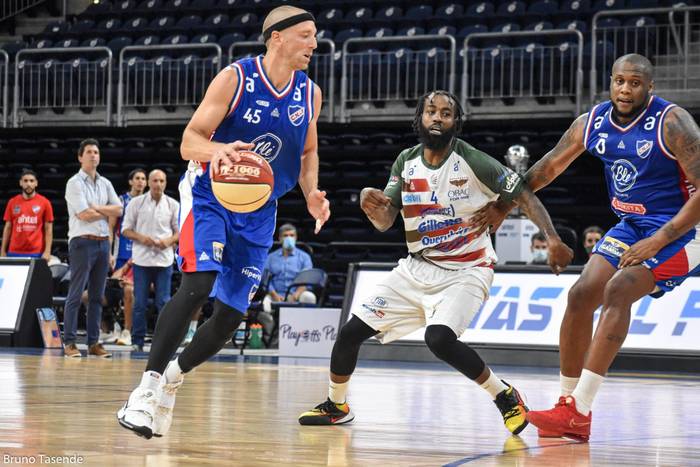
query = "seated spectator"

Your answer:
(529, 231), (548, 265)
(263, 223), (315, 304)
(582, 225), (604, 261)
